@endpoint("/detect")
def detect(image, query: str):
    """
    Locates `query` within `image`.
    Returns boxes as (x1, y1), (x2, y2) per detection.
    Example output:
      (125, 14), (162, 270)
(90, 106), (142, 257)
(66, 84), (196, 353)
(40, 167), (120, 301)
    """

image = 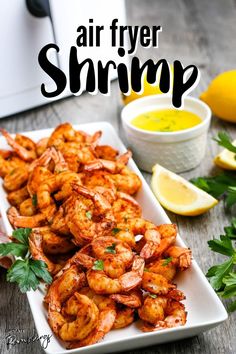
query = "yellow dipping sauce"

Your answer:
(131, 109), (202, 132)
